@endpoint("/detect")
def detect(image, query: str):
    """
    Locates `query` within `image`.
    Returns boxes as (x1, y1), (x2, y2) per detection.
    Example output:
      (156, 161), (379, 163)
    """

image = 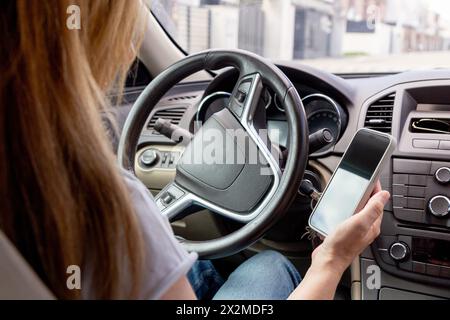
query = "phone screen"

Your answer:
(309, 130), (391, 236)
